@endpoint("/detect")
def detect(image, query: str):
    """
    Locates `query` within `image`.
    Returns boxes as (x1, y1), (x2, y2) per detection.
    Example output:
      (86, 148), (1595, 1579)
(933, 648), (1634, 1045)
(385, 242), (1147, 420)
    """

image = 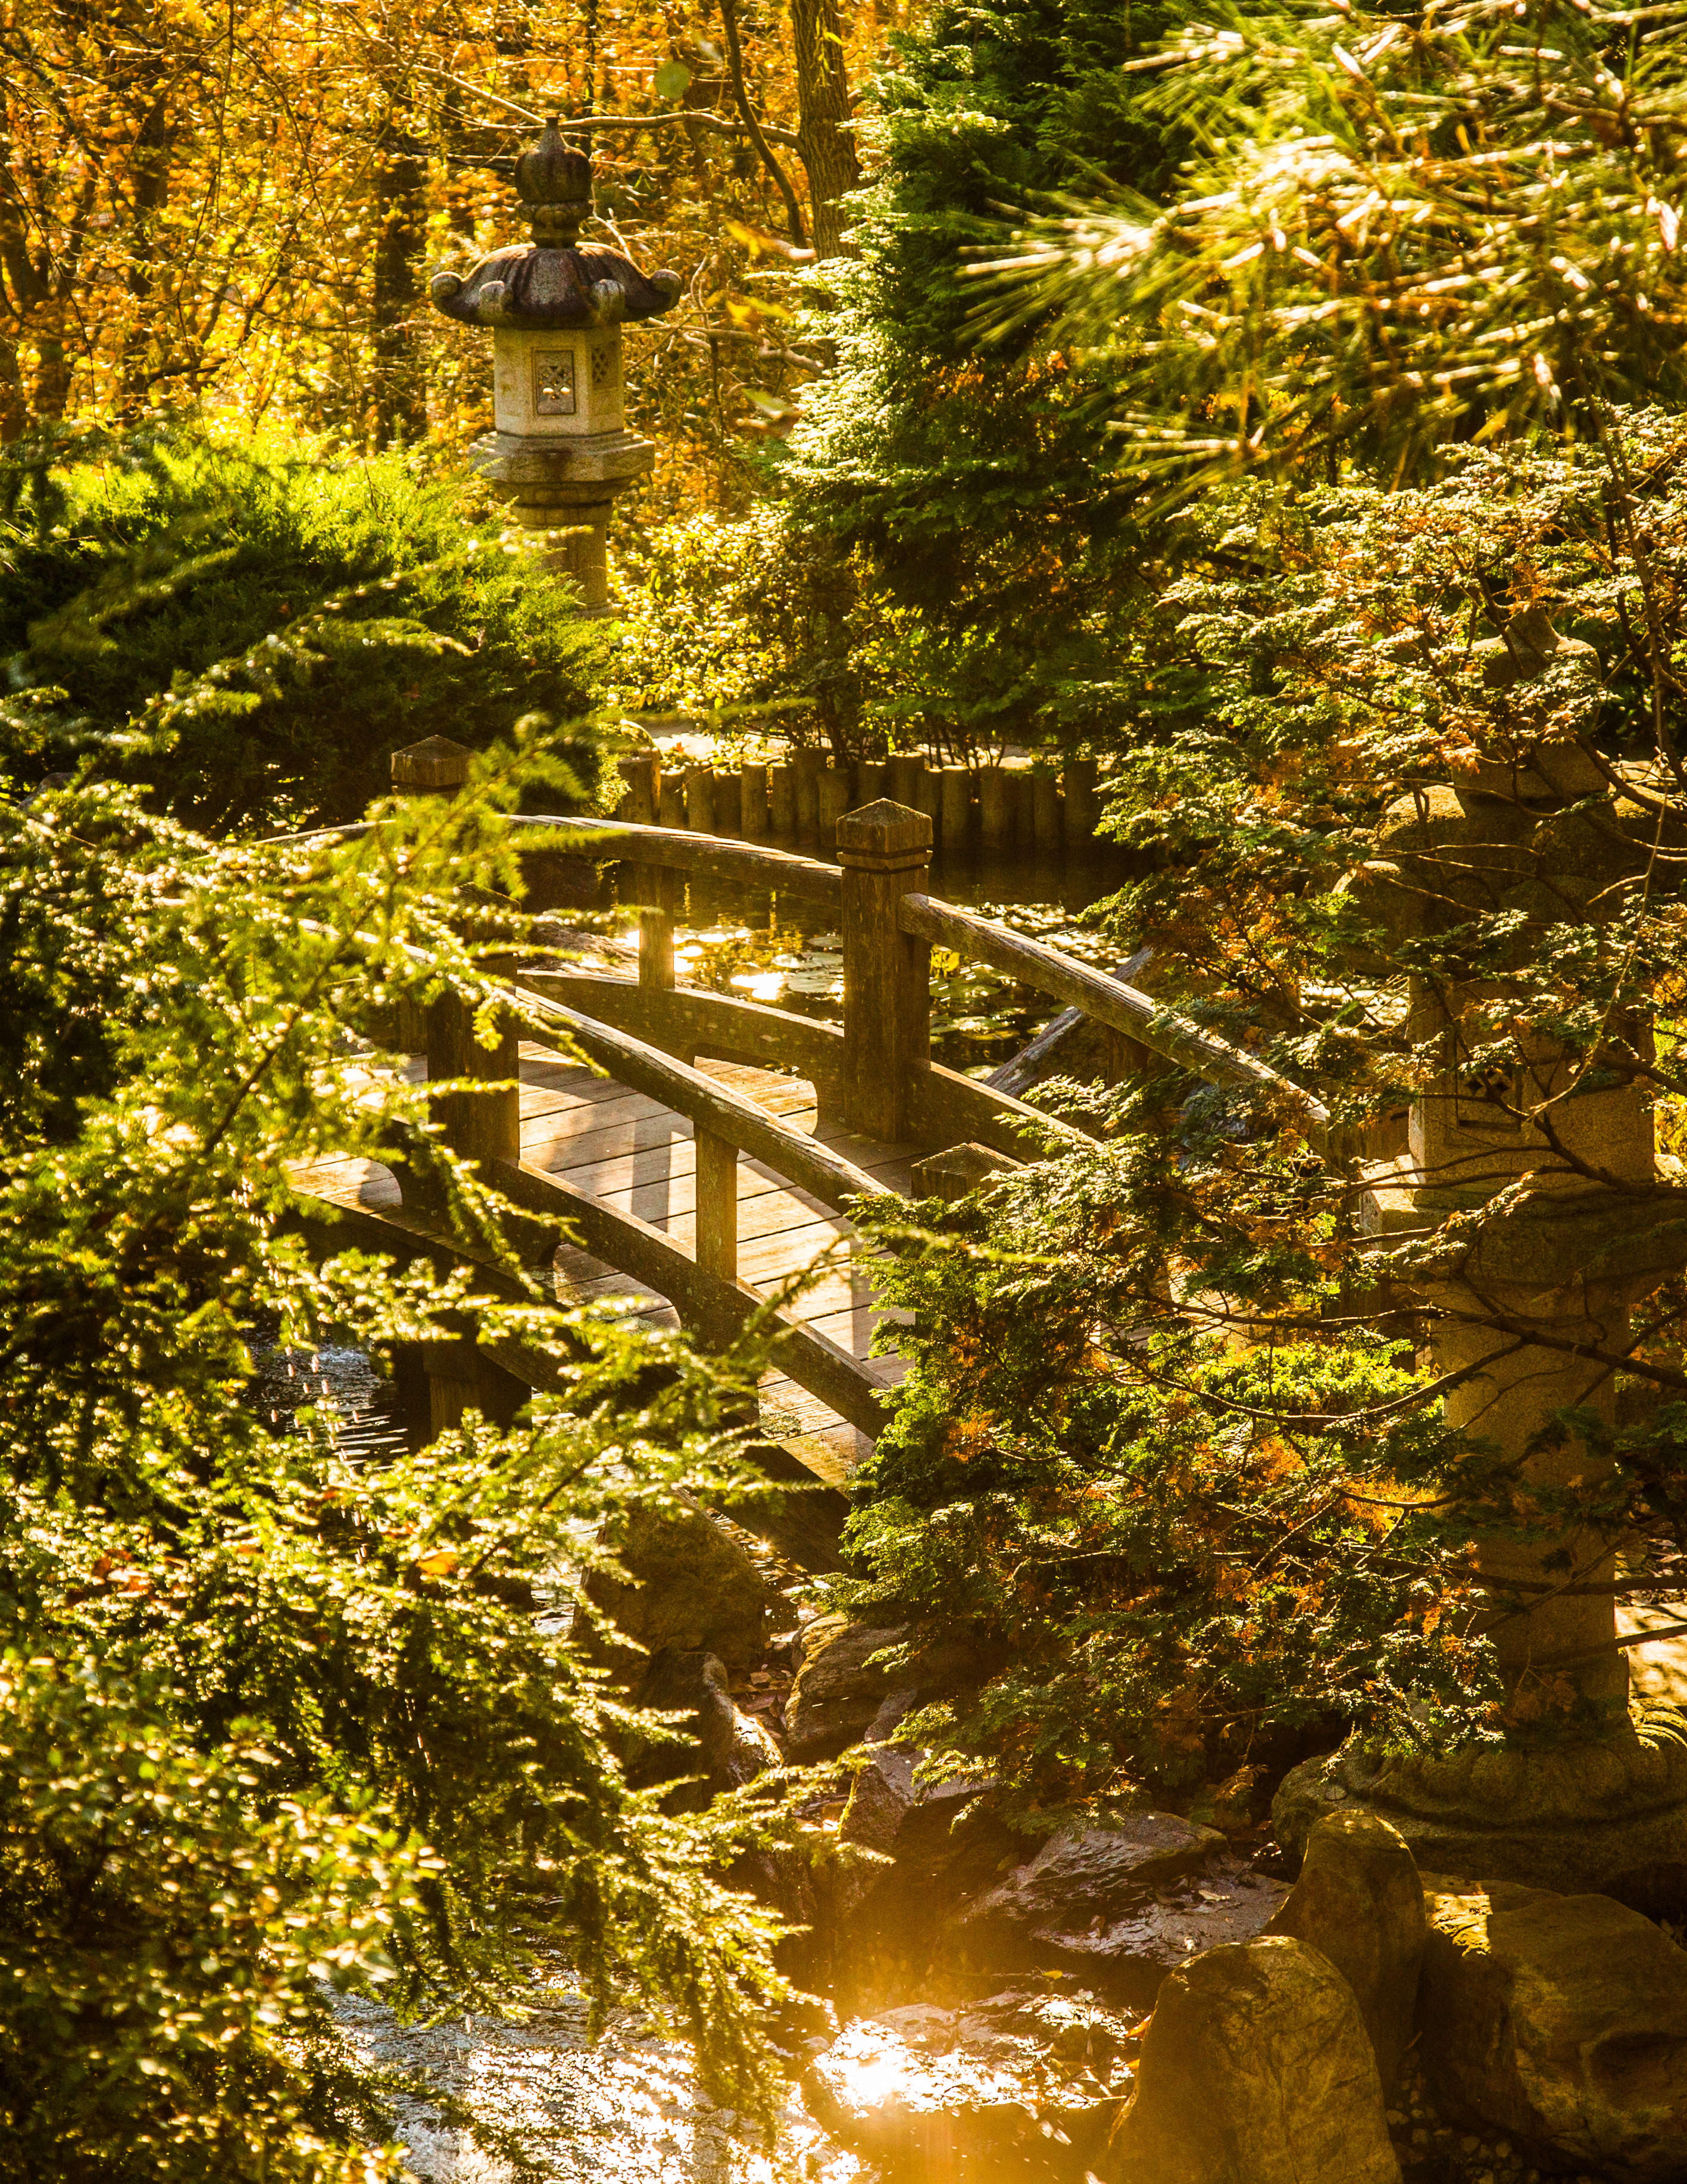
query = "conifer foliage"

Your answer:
(0, 745), (799, 2178)
(0, 421), (607, 829)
